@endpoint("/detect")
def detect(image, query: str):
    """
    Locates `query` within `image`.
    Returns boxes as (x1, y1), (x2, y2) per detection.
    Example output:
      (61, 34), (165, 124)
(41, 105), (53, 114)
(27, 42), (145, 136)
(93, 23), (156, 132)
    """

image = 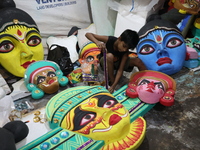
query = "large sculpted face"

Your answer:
(137, 29), (186, 75)
(136, 78), (166, 104)
(0, 24), (44, 77)
(61, 93), (130, 141)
